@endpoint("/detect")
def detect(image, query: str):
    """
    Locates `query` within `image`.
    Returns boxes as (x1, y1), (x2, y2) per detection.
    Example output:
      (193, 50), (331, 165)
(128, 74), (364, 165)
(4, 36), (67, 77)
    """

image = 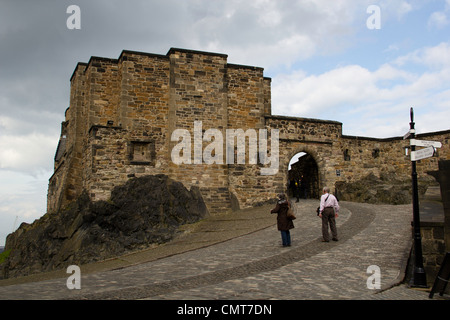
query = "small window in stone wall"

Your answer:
(372, 148), (380, 159)
(129, 141), (155, 165)
(344, 149), (351, 161)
